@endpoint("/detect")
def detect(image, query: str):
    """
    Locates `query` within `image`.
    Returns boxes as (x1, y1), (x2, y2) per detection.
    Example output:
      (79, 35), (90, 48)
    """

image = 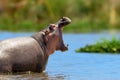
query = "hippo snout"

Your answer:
(57, 17), (71, 28)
